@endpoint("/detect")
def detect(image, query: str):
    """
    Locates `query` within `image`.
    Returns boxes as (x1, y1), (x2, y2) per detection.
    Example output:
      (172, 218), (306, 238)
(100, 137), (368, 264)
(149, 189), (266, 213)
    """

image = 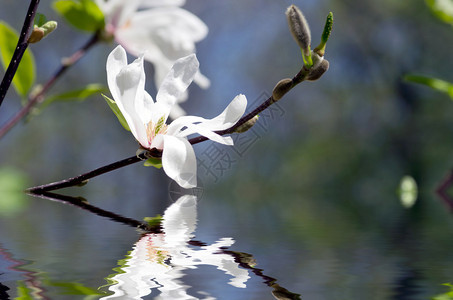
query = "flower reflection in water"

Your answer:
(101, 195), (250, 299)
